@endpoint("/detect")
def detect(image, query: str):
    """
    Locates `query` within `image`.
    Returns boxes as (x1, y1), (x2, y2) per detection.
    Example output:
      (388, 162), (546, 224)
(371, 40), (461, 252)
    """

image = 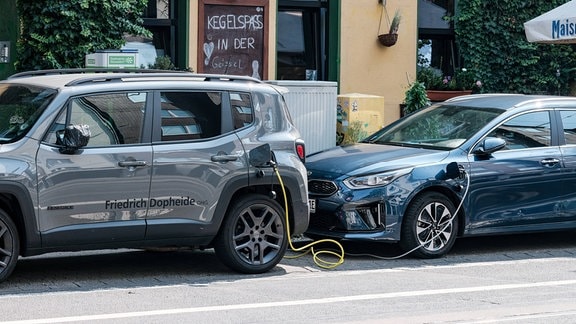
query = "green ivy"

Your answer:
(16, 0), (150, 71)
(454, 0), (576, 95)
